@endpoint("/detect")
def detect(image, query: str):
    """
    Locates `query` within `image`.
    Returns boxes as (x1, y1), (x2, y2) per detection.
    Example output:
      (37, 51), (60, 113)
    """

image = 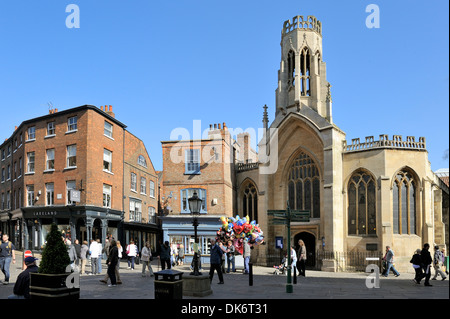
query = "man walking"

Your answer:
(209, 239), (224, 284)
(0, 234), (16, 285)
(382, 246), (400, 277)
(243, 239), (251, 274)
(8, 256), (39, 299)
(421, 243), (433, 286)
